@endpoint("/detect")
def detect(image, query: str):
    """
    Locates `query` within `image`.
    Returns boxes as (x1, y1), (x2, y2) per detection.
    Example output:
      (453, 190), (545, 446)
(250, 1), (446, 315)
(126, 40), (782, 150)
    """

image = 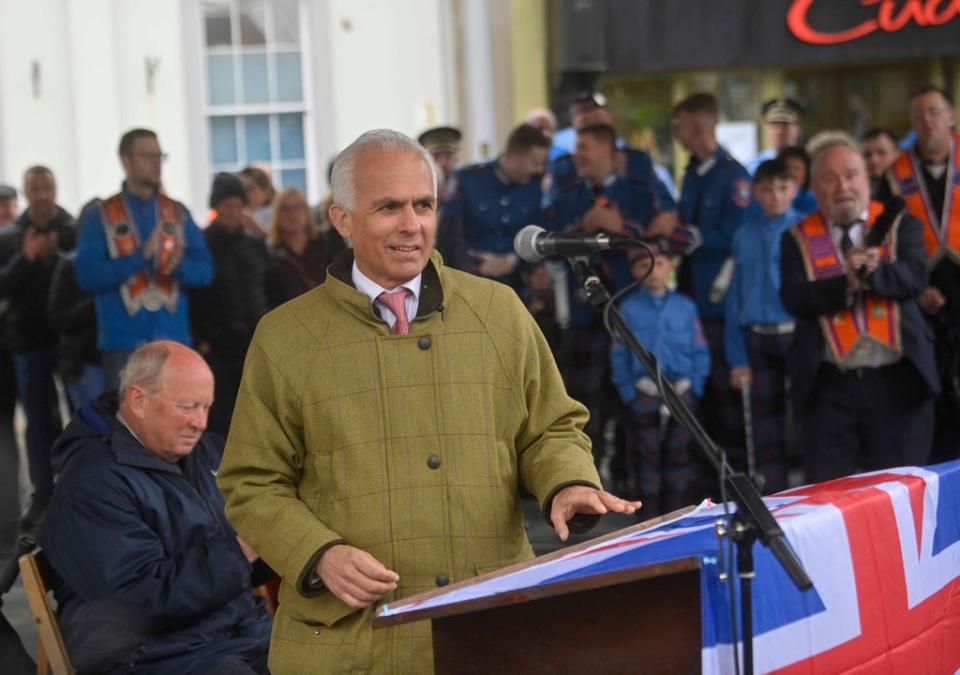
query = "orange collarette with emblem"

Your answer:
(889, 133), (960, 264)
(100, 193), (185, 316)
(790, 201), (902, 366)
